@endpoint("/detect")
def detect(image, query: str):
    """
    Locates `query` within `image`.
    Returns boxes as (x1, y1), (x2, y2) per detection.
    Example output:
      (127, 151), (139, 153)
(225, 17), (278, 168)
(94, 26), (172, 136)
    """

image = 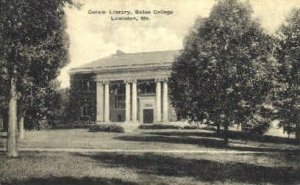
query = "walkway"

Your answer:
(0, 147), (285, 154)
